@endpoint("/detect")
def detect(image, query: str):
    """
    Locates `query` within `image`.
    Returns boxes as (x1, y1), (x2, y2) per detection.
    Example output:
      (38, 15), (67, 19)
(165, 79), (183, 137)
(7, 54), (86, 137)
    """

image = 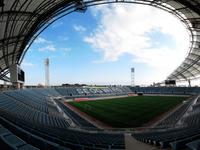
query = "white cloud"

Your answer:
(61, 47), (71, 55)
(89, 5), (110, 17)
(85, 5), (189, 79)
(34, 37), (57, 52)
(39, 44), (56, 52)
(58, 36), (68, 41)
(34, 37), (51, 44)
(73, 24), (86, 32)
(61, 48), (71, 52)
(21, 62), (34, 67)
